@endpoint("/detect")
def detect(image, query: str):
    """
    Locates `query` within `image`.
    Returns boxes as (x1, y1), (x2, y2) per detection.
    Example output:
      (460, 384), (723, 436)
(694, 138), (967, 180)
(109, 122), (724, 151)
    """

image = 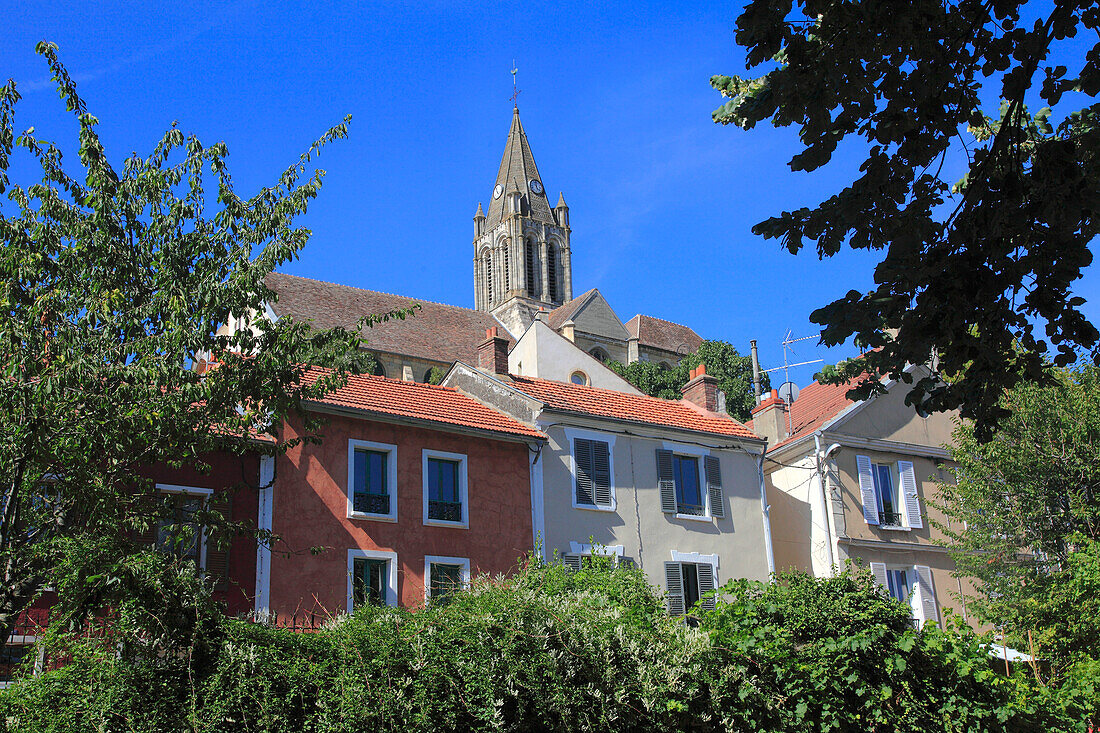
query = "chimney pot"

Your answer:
(681, 362), (720, 412)
(478, 330), (509, 375)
